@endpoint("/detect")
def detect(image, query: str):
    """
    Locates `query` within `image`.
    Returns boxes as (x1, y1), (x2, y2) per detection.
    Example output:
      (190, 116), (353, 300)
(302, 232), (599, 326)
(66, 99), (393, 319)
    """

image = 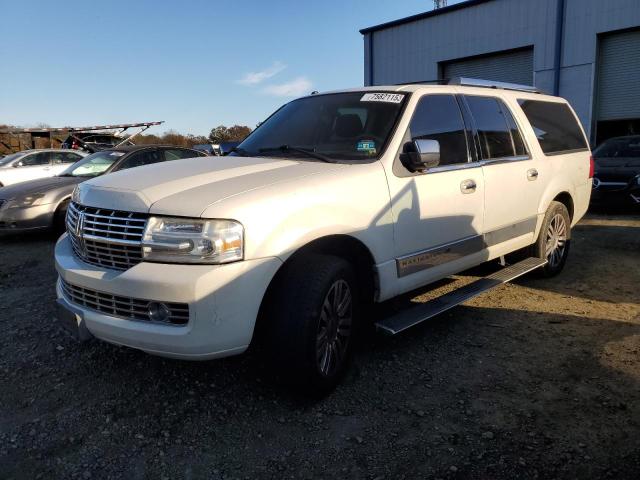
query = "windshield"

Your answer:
(594, 137), (640, 159)
(0, 152), (26, 166)
(234, 92), (407, 161)
(60, 150), (124, 177)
